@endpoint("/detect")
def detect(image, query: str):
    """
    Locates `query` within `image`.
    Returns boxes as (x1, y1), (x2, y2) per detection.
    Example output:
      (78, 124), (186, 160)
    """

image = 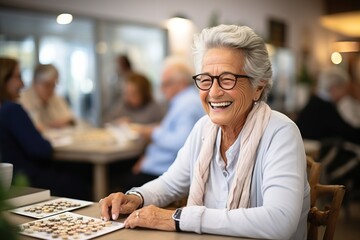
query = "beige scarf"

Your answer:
(187, 102), (271, 209)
